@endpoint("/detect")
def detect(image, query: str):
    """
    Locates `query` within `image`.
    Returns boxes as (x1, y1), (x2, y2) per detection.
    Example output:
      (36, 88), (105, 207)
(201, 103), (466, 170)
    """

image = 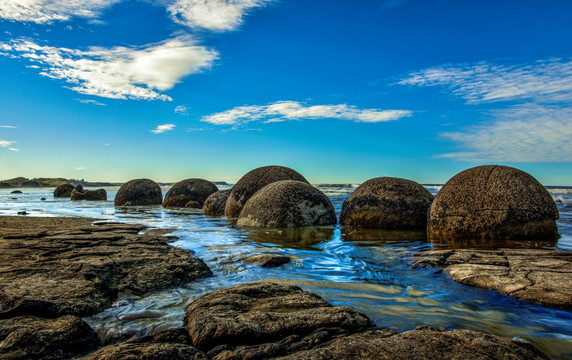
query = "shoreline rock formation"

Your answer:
(115, 178), (163, 206)
(163, 178), (218, 208)
(202, 189), (231, 216)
